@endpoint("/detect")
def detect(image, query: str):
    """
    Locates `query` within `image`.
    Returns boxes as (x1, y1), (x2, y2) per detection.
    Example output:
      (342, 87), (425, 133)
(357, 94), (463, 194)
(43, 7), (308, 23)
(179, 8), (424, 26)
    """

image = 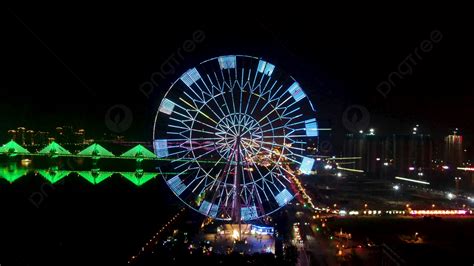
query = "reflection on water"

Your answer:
(0, 160), (169, 186)
(0, 162), (29, 183)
